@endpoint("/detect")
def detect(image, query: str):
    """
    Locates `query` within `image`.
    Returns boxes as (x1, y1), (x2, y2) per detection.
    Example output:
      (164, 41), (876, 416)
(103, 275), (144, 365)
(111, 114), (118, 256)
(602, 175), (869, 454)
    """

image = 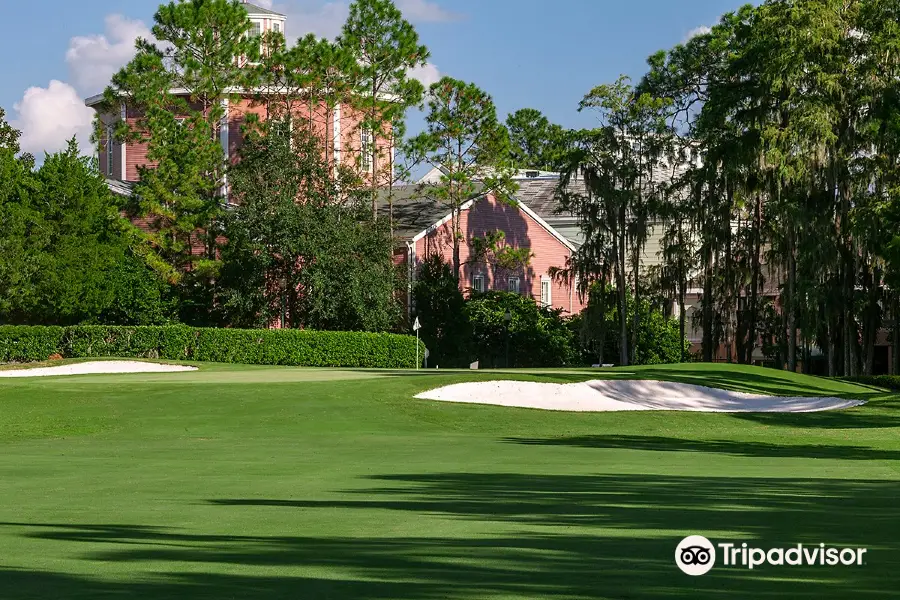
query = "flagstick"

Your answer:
(416, 328), (420, 370)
